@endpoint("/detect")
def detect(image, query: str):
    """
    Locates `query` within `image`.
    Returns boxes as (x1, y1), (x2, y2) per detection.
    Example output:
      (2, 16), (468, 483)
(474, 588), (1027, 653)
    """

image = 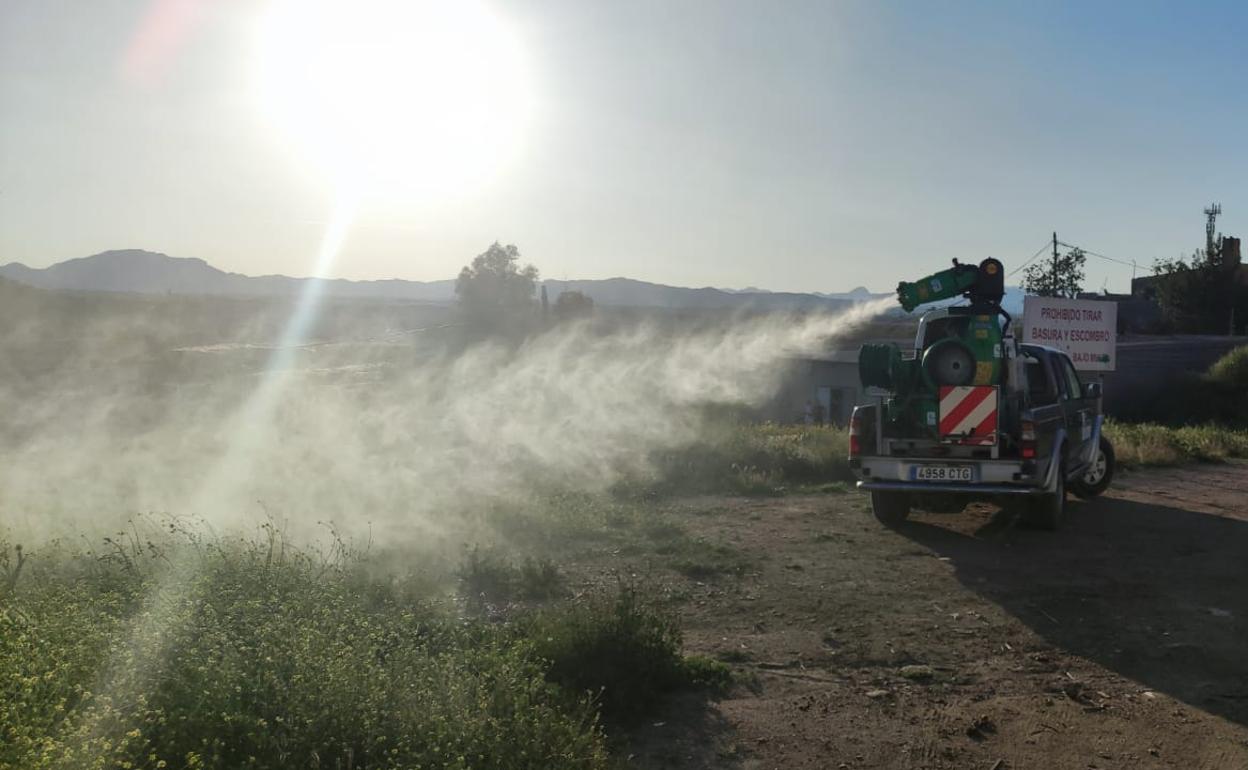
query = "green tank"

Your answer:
(919, 314), (1002, 389)
(860, 258), (1008, 439)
